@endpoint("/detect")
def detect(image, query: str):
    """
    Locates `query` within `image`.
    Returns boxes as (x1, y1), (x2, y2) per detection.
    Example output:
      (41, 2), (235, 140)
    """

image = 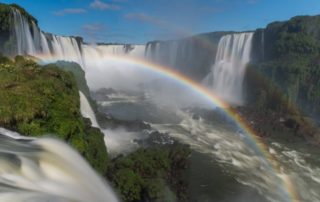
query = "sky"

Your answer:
(2, 0), (320, 44)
